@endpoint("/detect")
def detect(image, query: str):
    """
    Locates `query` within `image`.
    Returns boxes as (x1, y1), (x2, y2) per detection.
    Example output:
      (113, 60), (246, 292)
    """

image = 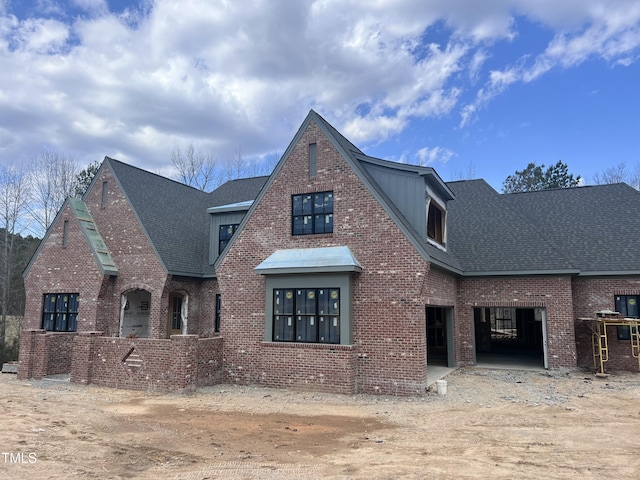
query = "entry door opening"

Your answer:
(426, 306), (453, 367)
(167, 293), (184, 337)
(474, 307), (545, 368)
